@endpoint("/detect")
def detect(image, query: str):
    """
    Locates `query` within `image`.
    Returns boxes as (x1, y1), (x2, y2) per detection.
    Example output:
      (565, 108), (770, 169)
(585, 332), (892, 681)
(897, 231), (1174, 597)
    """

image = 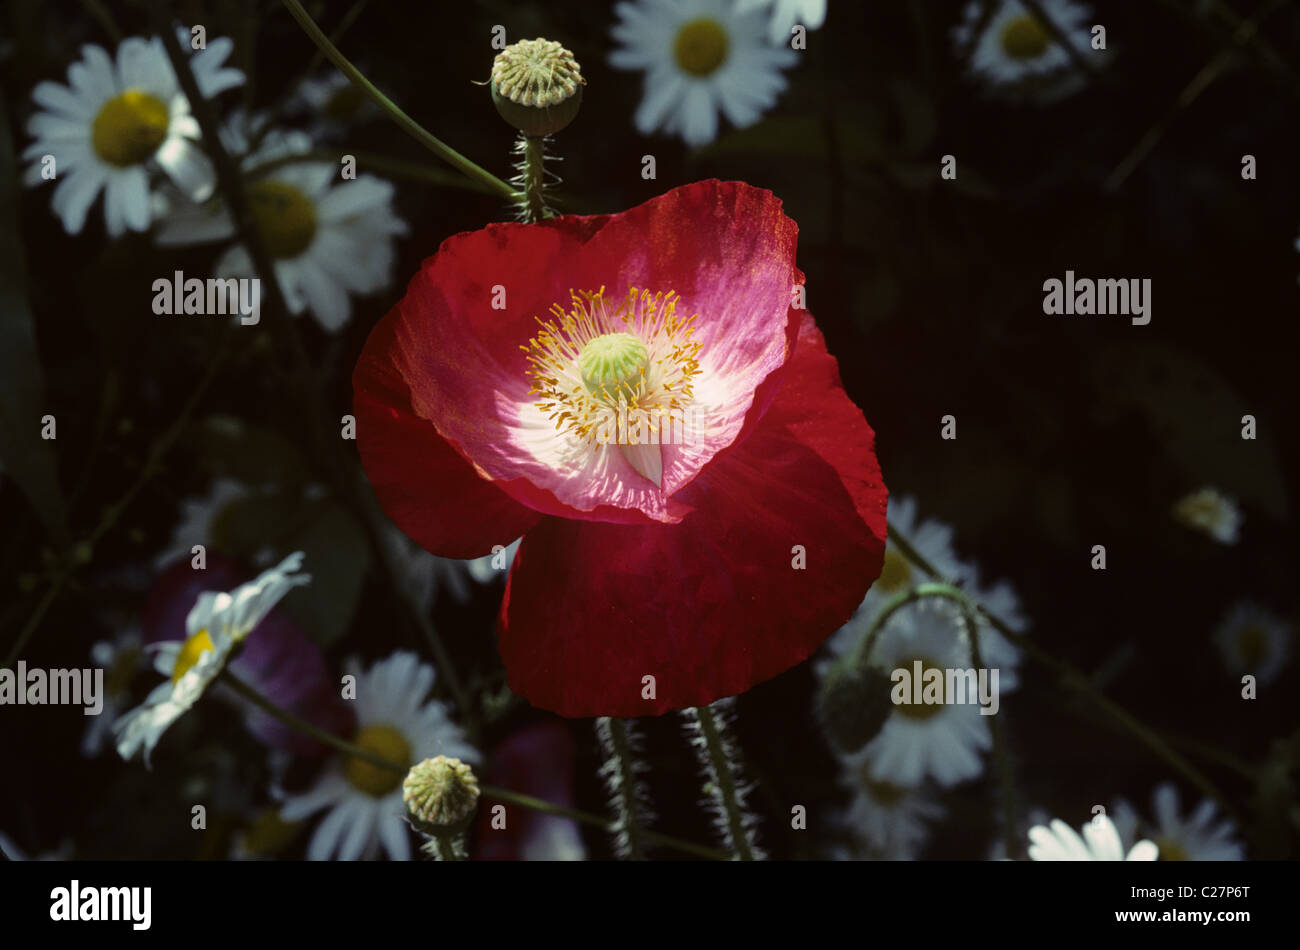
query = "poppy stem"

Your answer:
(684, 701), (762, 860)
(885, 523), (1242, 829)
(222, 670), (728, 860)
(514, 134), (555, 223)
(278, 0), (519, 204)
(595, 717), (649, 859)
